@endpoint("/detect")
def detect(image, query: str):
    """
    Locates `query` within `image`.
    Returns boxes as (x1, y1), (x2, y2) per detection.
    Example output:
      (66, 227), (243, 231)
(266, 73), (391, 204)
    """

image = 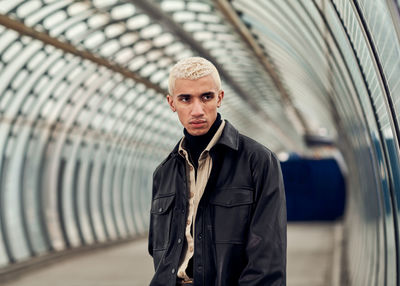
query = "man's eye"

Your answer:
(180, 97), (190, 102)
(202, 95), (213, 101)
